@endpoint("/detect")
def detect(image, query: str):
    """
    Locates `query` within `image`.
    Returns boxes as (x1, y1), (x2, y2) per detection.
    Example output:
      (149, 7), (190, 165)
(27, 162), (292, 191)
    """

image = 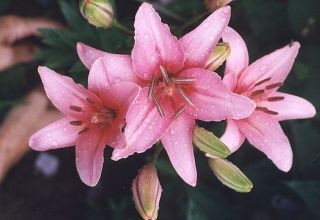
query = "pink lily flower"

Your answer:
(219, 27), (316, 171)
(29, 67), (139, 186)
(77, 3), (255, 186)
